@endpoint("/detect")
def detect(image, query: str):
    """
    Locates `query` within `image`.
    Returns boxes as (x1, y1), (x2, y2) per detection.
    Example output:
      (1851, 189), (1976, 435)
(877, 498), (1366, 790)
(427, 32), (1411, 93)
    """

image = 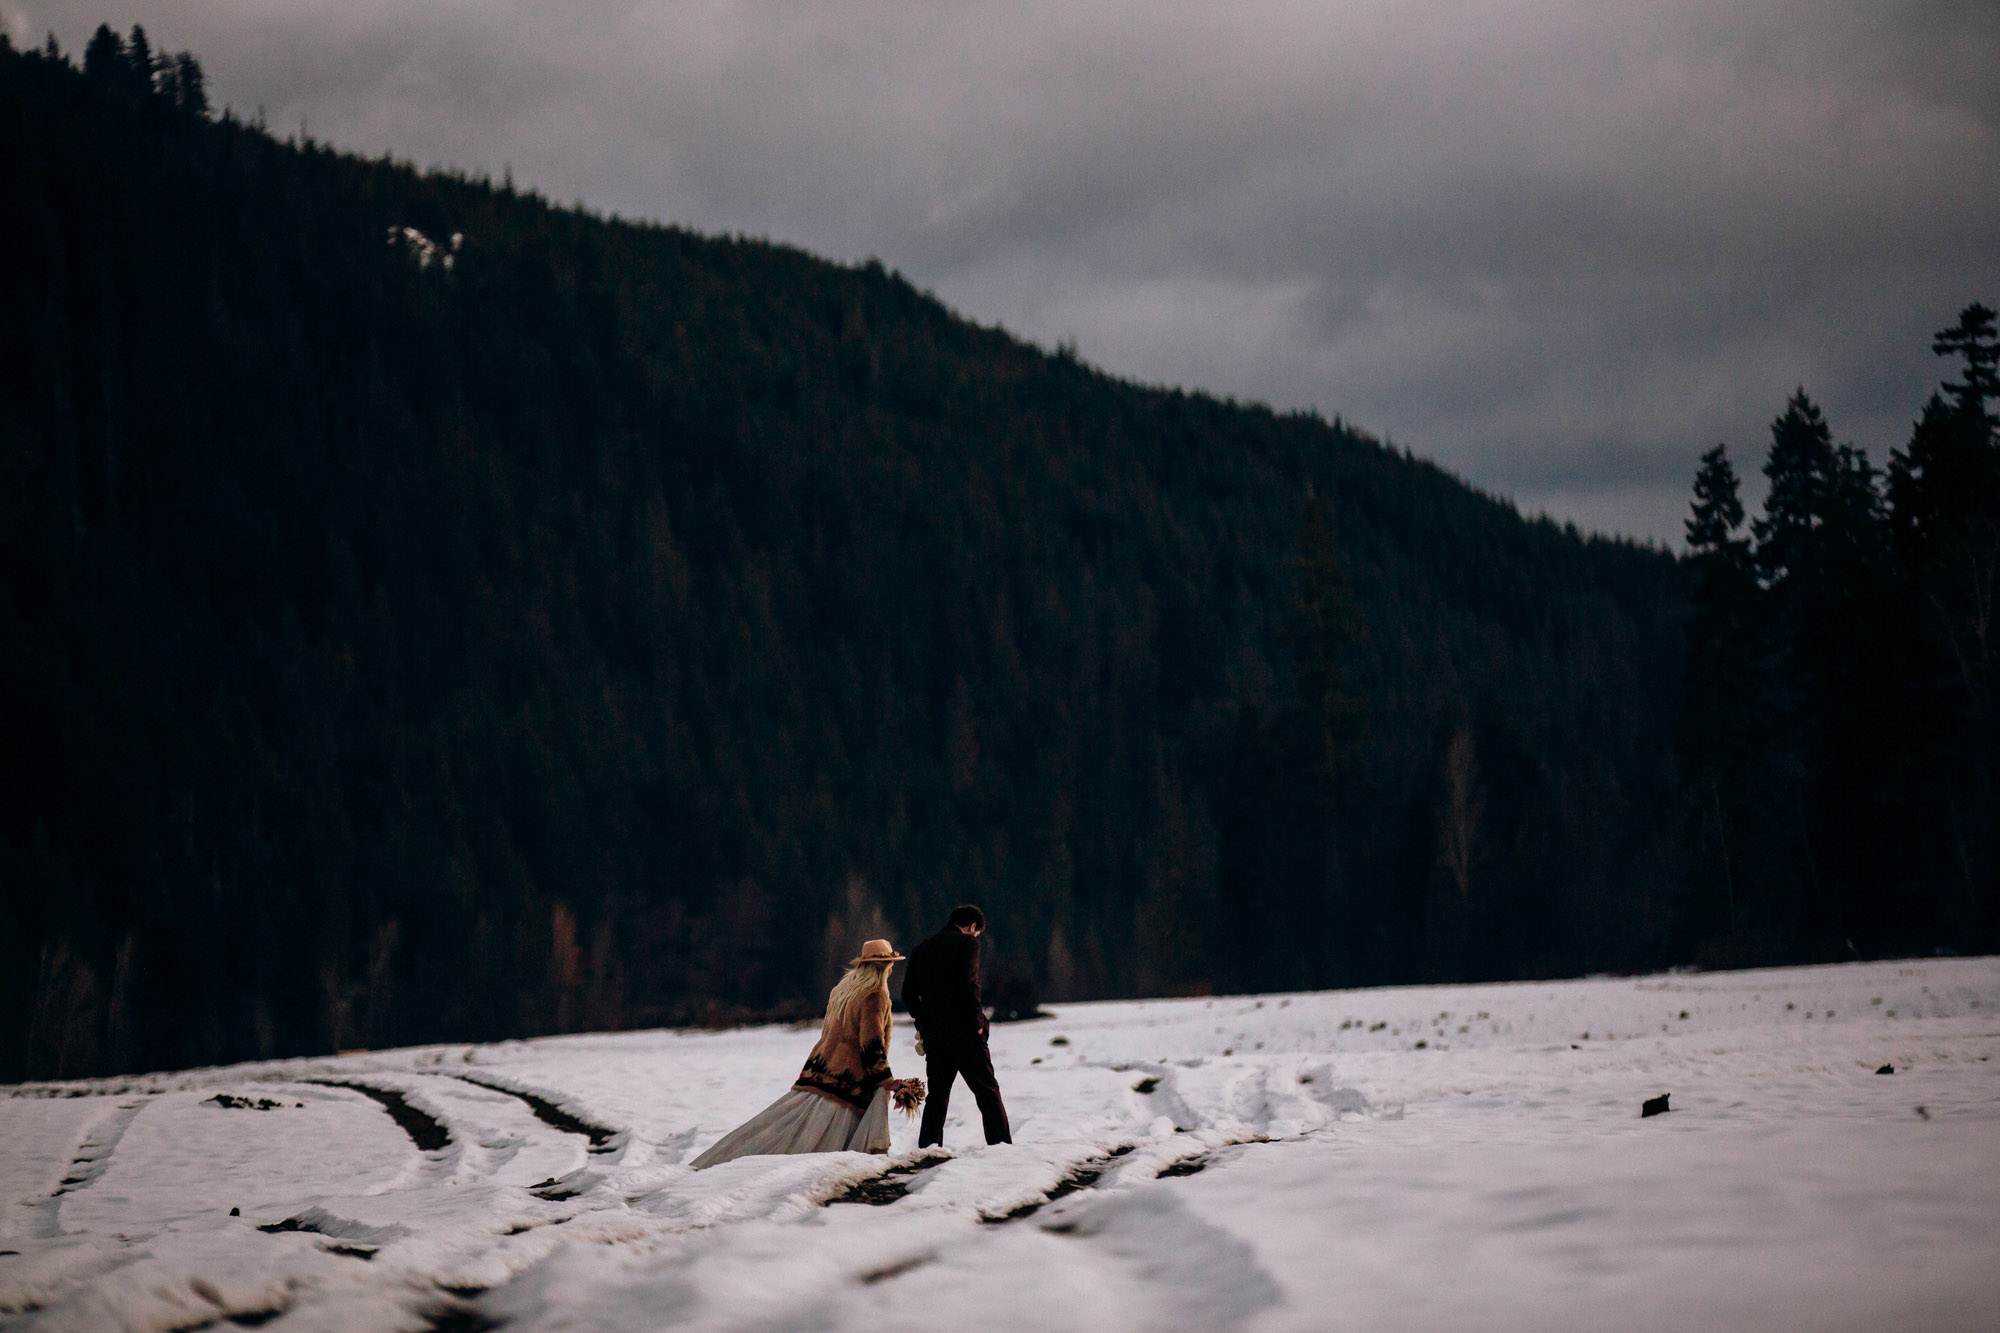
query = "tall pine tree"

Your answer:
(1885, 304), (2000, 949)
(1740, 391), (1893, 952)
(1678, 444), (1761, 945)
